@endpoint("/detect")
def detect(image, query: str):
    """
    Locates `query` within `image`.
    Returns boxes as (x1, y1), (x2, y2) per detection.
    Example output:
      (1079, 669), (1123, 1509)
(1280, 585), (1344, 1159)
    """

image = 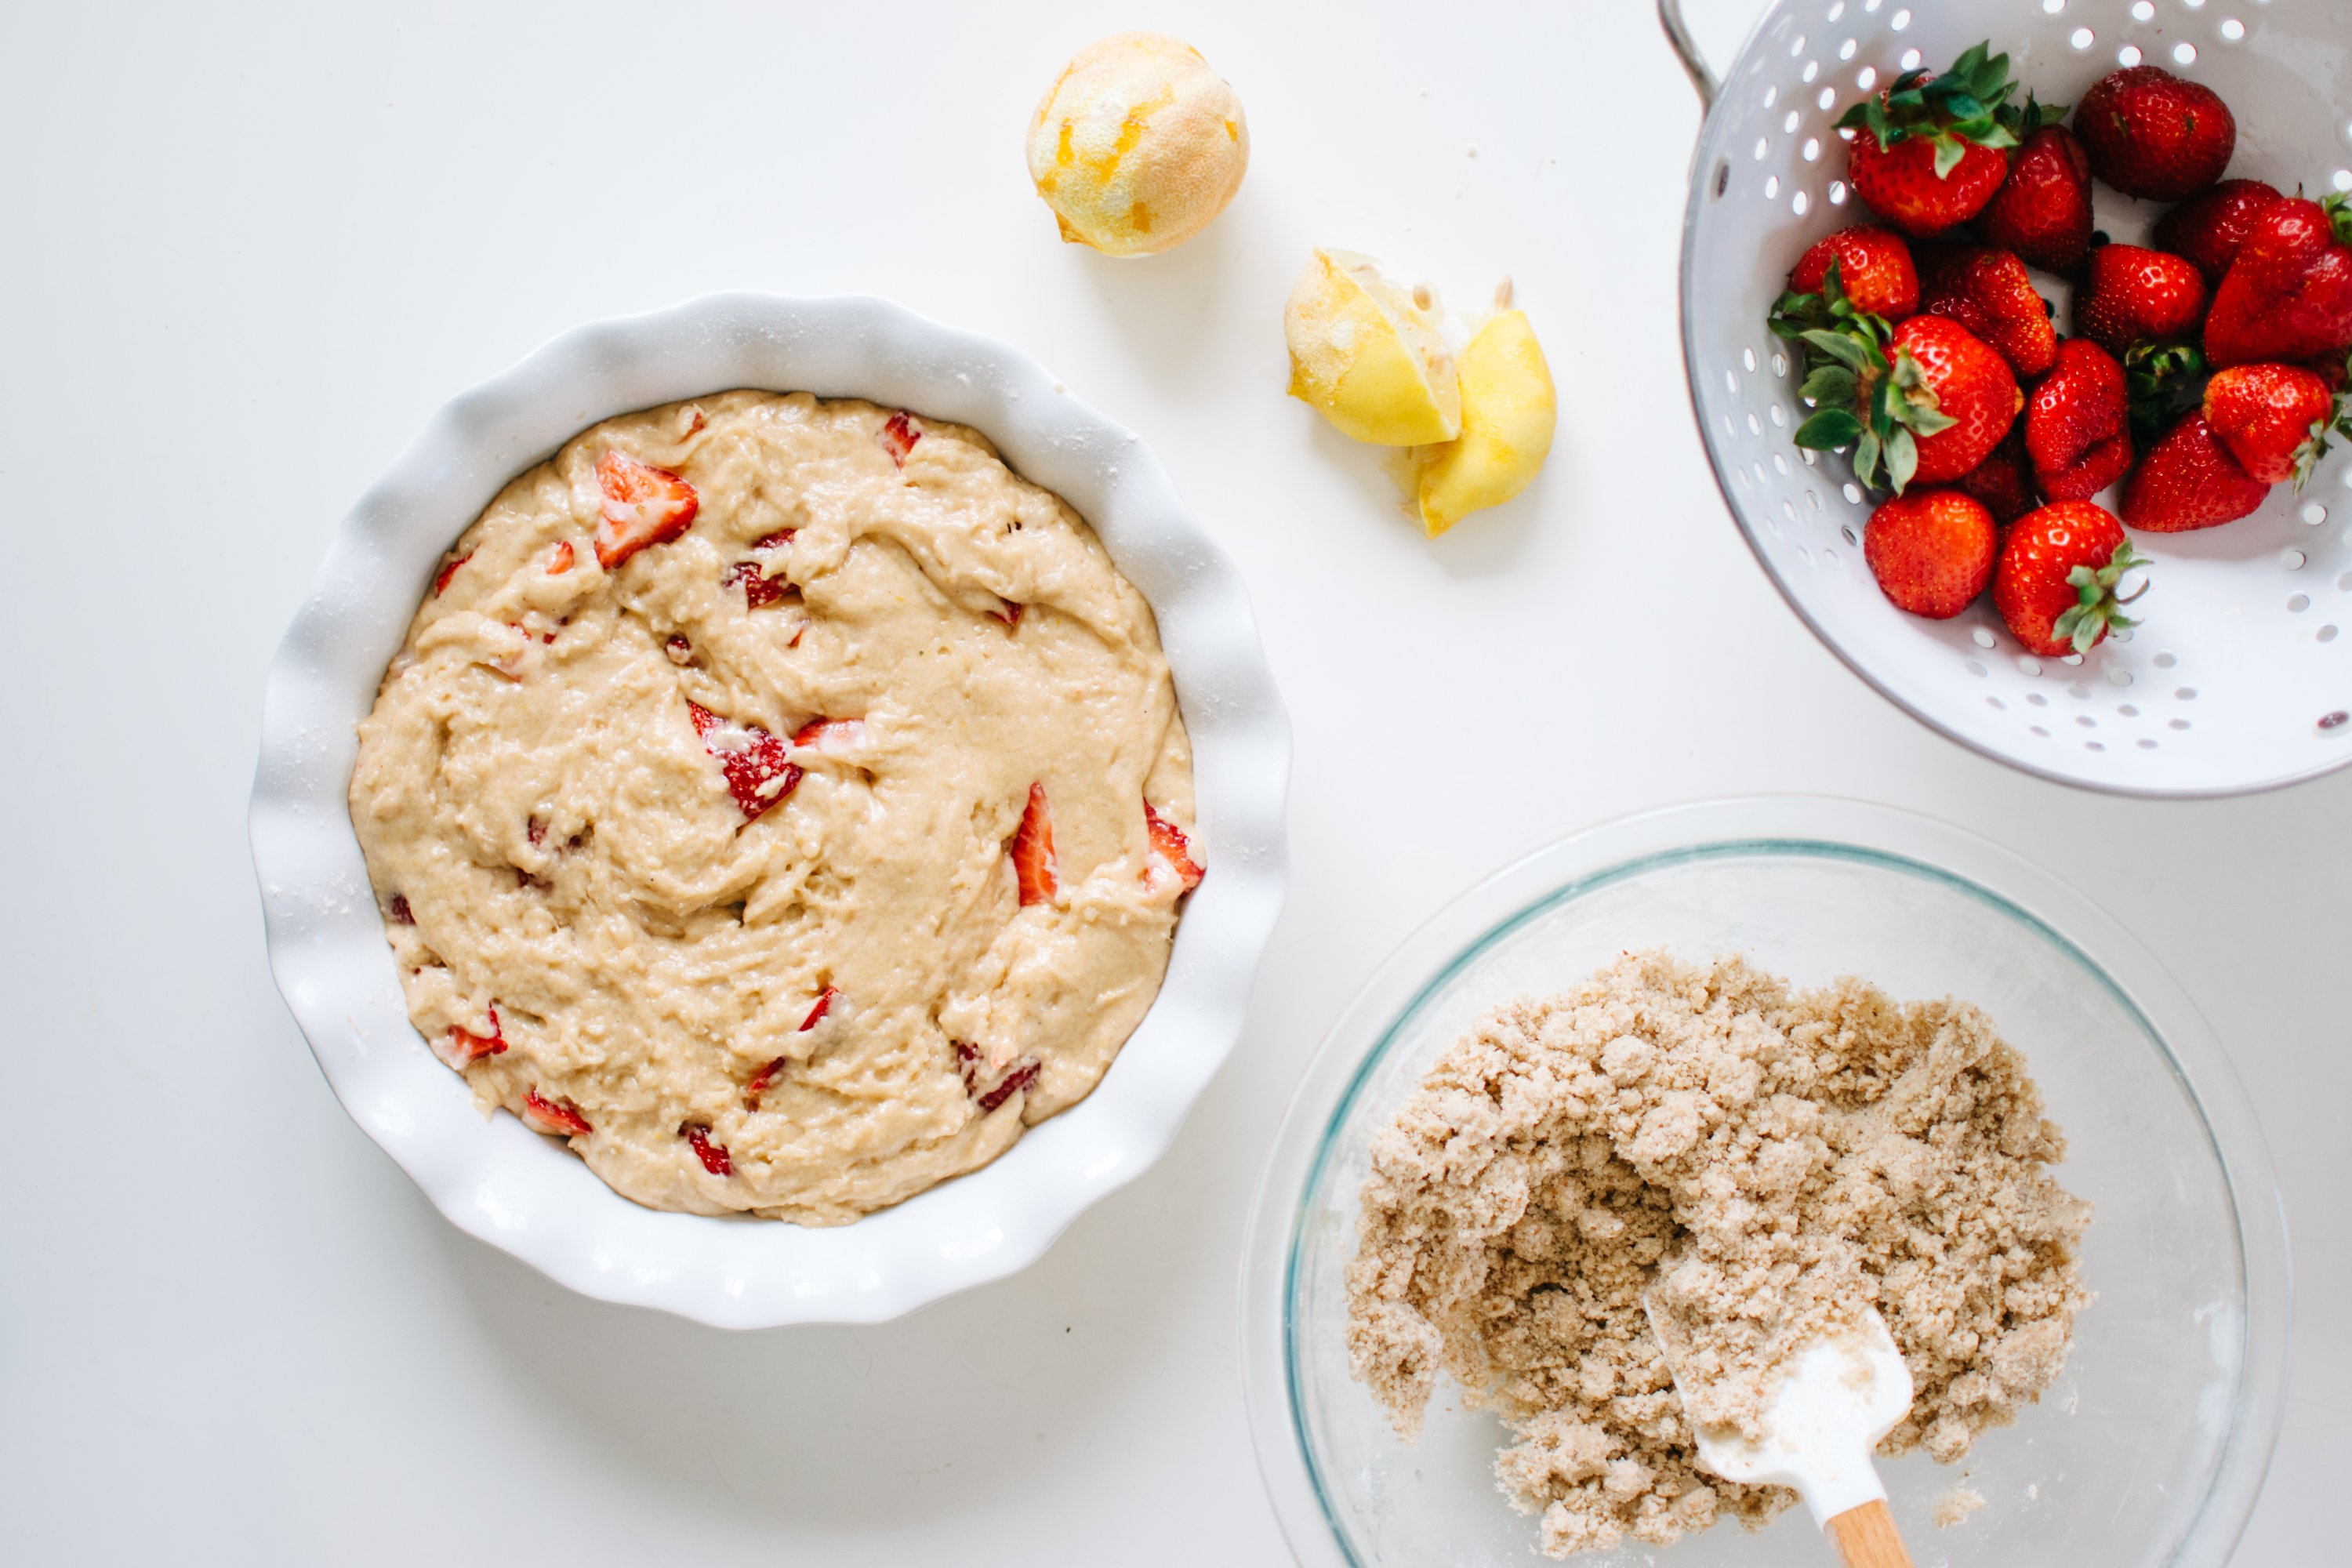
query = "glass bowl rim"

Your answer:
(1239, 794), (2290, 1568)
